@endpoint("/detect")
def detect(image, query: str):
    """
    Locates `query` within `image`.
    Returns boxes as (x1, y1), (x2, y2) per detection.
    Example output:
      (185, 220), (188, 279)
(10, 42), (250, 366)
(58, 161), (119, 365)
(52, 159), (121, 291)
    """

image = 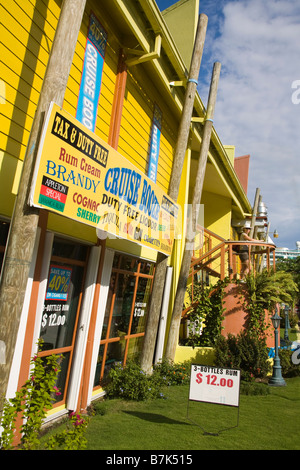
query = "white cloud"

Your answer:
(199, 0), (300, 248)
